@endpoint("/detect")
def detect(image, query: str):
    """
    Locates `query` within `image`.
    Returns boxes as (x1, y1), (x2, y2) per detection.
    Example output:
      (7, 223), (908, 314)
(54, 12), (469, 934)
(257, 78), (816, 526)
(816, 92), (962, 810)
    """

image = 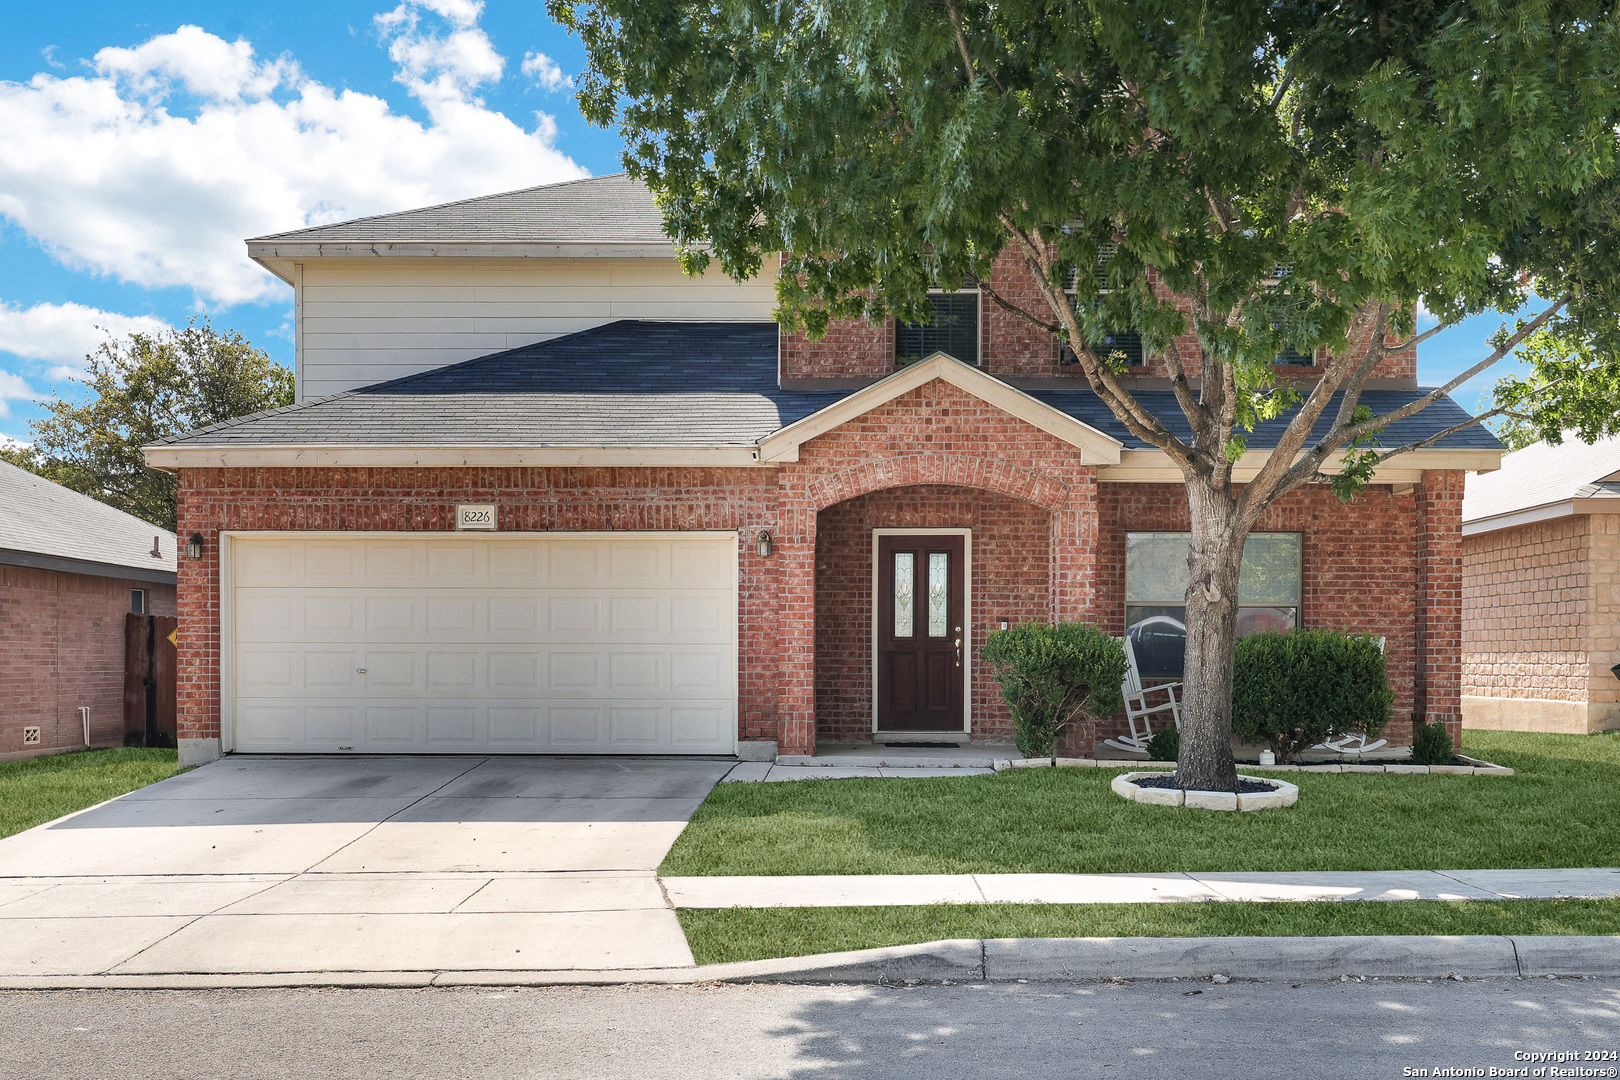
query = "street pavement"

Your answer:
(2, 978), (1616, 1080)
(0, 755), (731, 976)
